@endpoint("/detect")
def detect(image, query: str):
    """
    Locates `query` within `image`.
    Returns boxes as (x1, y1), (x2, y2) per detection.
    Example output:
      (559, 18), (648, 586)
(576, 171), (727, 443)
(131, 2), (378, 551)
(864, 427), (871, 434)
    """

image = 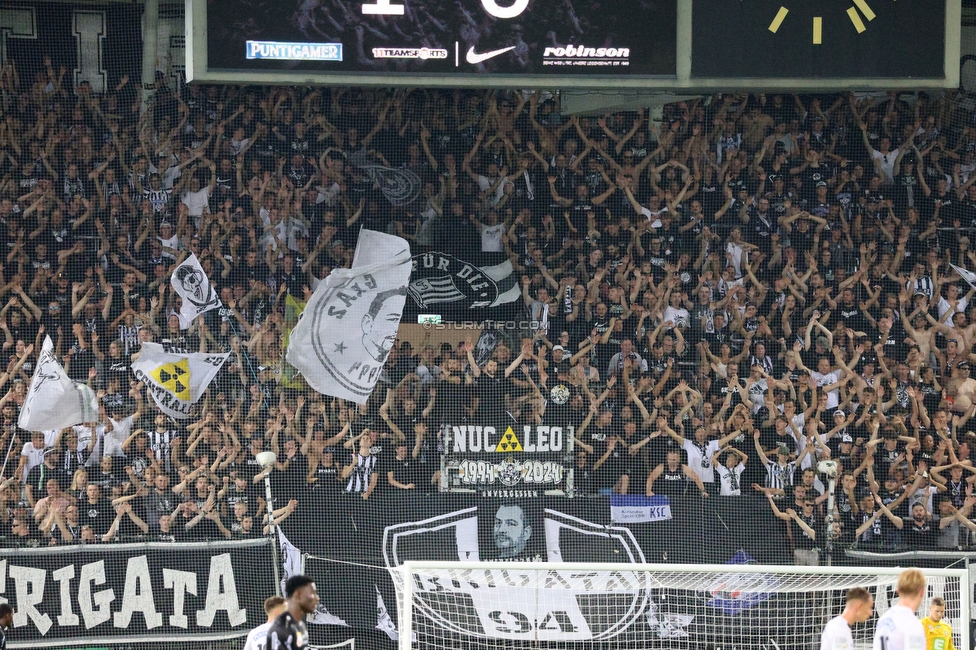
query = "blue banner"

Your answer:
(705, 551), (779, 616)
